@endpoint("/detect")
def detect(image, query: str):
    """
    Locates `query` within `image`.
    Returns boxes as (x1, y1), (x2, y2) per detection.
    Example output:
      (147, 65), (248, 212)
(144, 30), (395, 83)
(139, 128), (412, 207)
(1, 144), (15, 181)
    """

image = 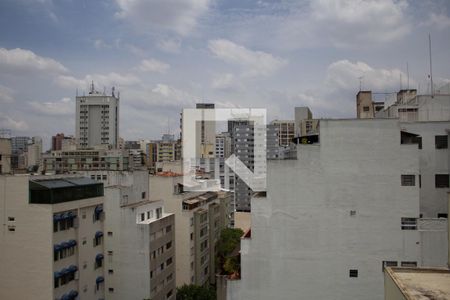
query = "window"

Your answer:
(401, 175), (415, 186)
(142, 192), (146, 199)
(363, 106), (370, 112)
(437, 213), (448, 218)
(8, 217), (15, 221)
(147, 211), (151, 219)
(160, 263), (165, 271)
(156, 207), (162, 219)
(382, 261), (398, 271)
(190, 233), (193, 241)
(166, 225), (172, 233)
(349, 269), (358, 278)
(166, 241), (172, 250)
(140, 213), (145, 221)
(401, 217), (417, 230)
(109, 288), (114, 293)
(435, 135), (448, 149)
(166, 257), (173, 266)
(401, 261), (417, 267)
(108, 269), (114, 274)
(166, 273), (173, 282)
(108, 231), (113, 237)
(350, 210), (356, 216)
(204, 266), (208, 275)
(435, 174), (449, 188)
